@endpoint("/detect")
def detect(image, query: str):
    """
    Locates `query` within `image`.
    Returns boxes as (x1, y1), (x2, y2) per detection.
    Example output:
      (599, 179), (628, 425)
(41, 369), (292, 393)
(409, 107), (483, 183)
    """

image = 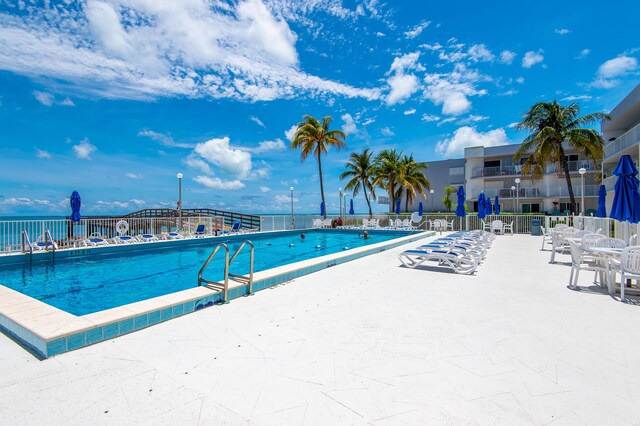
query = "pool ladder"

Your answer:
(21, 229), (56, 258)
(198, 240), (254, 303)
